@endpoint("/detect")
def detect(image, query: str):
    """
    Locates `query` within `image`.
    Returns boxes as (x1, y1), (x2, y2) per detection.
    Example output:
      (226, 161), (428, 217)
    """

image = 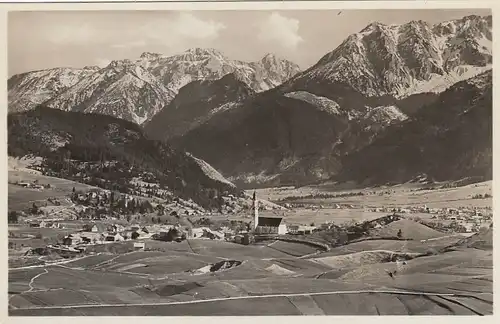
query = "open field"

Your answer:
(9, 230), (493, 315)
(255, 181), (492, 209)
(8, 169), (96, 211)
